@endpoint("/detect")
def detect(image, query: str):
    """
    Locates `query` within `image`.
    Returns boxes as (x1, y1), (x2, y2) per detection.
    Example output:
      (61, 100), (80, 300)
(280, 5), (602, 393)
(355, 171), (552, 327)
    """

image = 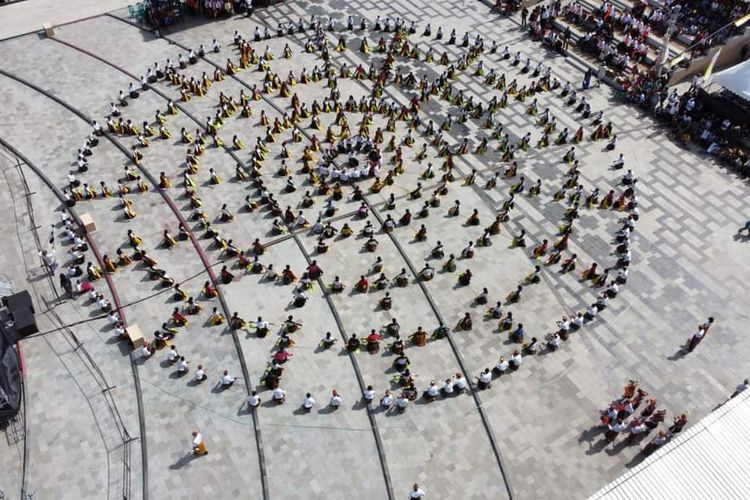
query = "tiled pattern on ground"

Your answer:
(0, 1), (748, 499)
